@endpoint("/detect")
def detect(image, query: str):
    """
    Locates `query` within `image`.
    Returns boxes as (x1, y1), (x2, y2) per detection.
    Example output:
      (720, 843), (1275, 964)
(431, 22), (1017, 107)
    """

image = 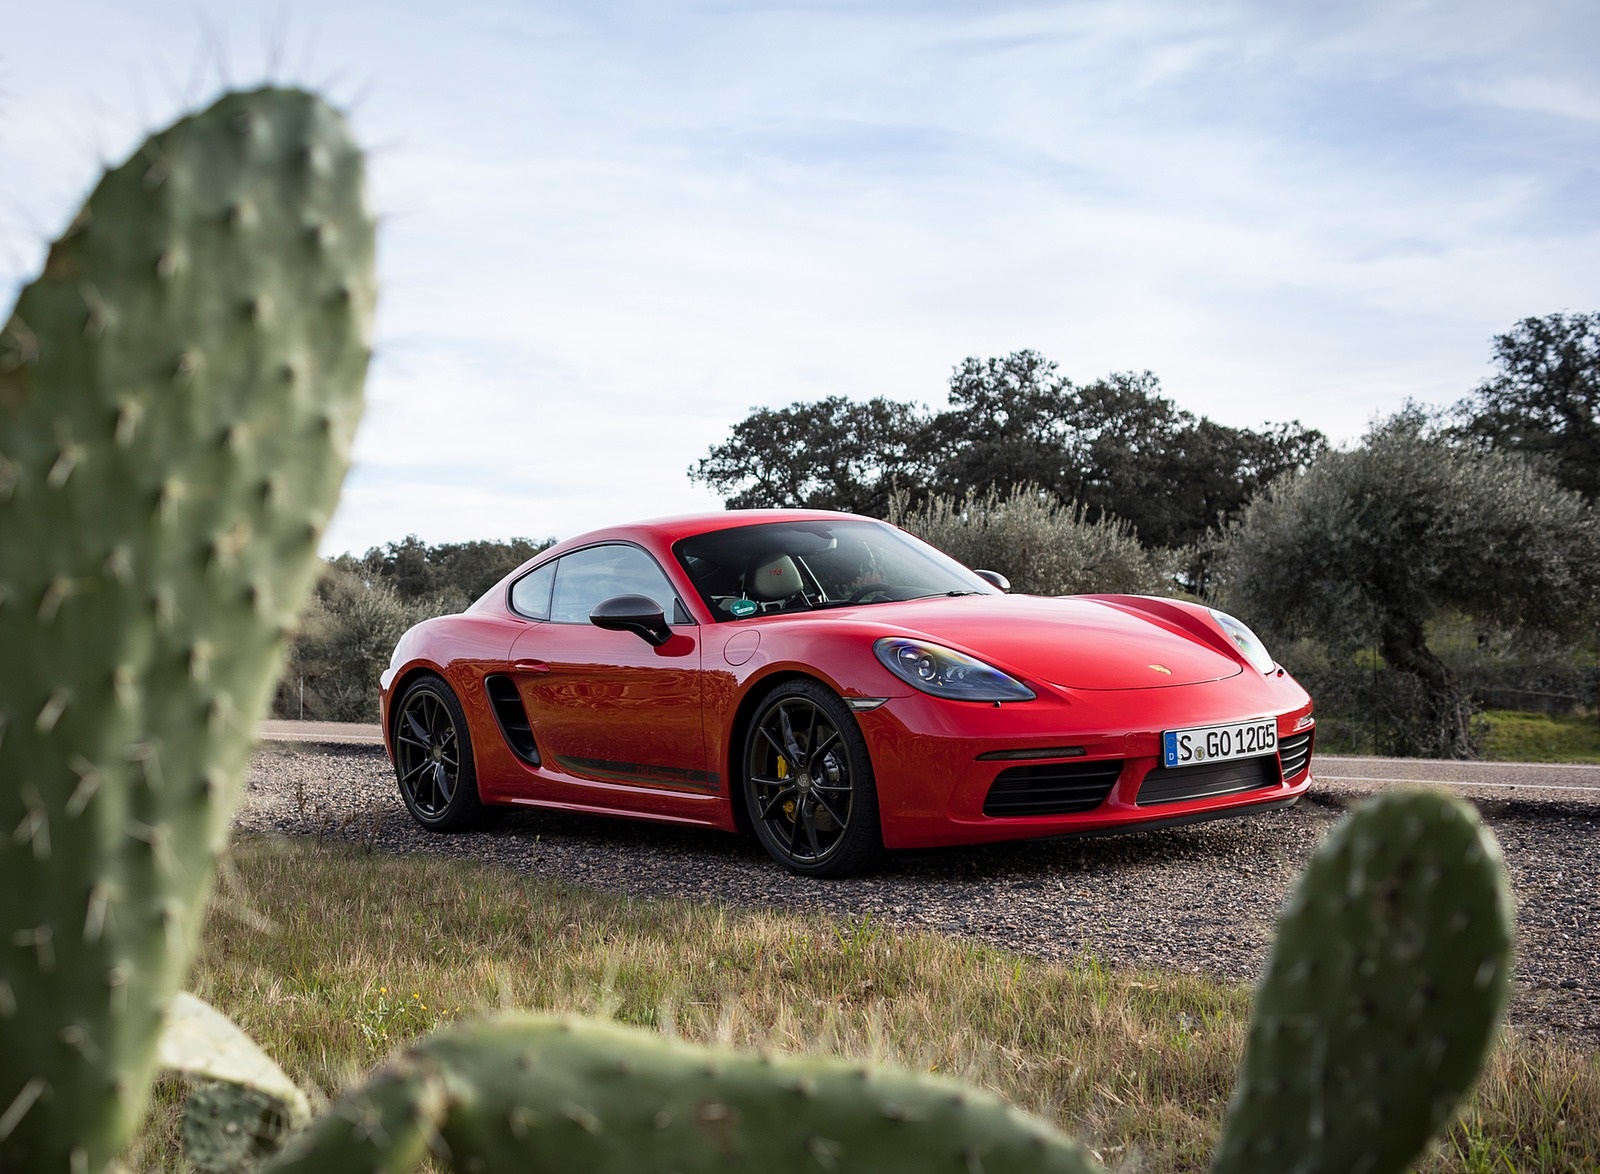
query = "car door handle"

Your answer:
(513, 659), (551, 674)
